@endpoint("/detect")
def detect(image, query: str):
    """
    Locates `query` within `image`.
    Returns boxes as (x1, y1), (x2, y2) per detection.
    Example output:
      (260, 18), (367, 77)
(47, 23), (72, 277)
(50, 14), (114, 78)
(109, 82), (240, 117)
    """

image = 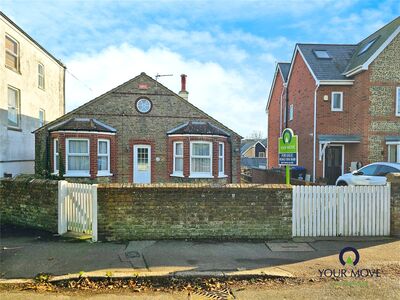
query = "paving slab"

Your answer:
(266, 242), (315, 252)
